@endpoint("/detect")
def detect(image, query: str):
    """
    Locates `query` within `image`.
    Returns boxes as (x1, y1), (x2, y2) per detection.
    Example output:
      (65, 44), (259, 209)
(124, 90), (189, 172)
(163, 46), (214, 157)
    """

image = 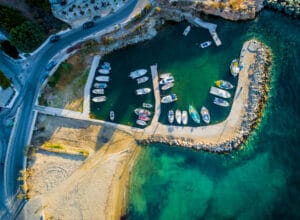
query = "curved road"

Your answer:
(1, 0), (138, 217)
